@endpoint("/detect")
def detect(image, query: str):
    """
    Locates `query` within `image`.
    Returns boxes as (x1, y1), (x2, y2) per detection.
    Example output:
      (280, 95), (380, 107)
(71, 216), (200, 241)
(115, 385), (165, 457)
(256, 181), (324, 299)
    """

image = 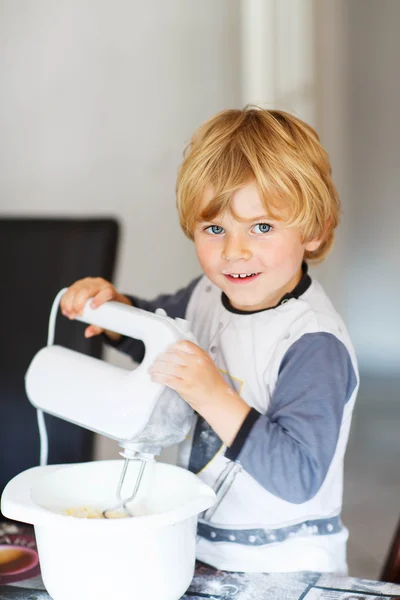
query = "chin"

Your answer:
(230, 293), (263, 309)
